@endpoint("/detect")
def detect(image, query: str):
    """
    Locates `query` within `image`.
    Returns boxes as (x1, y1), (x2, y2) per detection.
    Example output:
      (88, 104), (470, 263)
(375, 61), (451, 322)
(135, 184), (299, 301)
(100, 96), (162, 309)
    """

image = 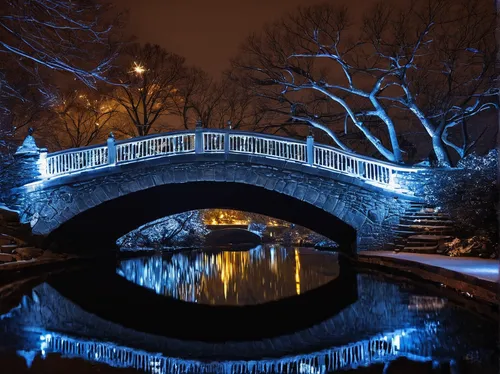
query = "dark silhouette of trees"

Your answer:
(46, 89), (118, 149)
(109, 43), (186, 137)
